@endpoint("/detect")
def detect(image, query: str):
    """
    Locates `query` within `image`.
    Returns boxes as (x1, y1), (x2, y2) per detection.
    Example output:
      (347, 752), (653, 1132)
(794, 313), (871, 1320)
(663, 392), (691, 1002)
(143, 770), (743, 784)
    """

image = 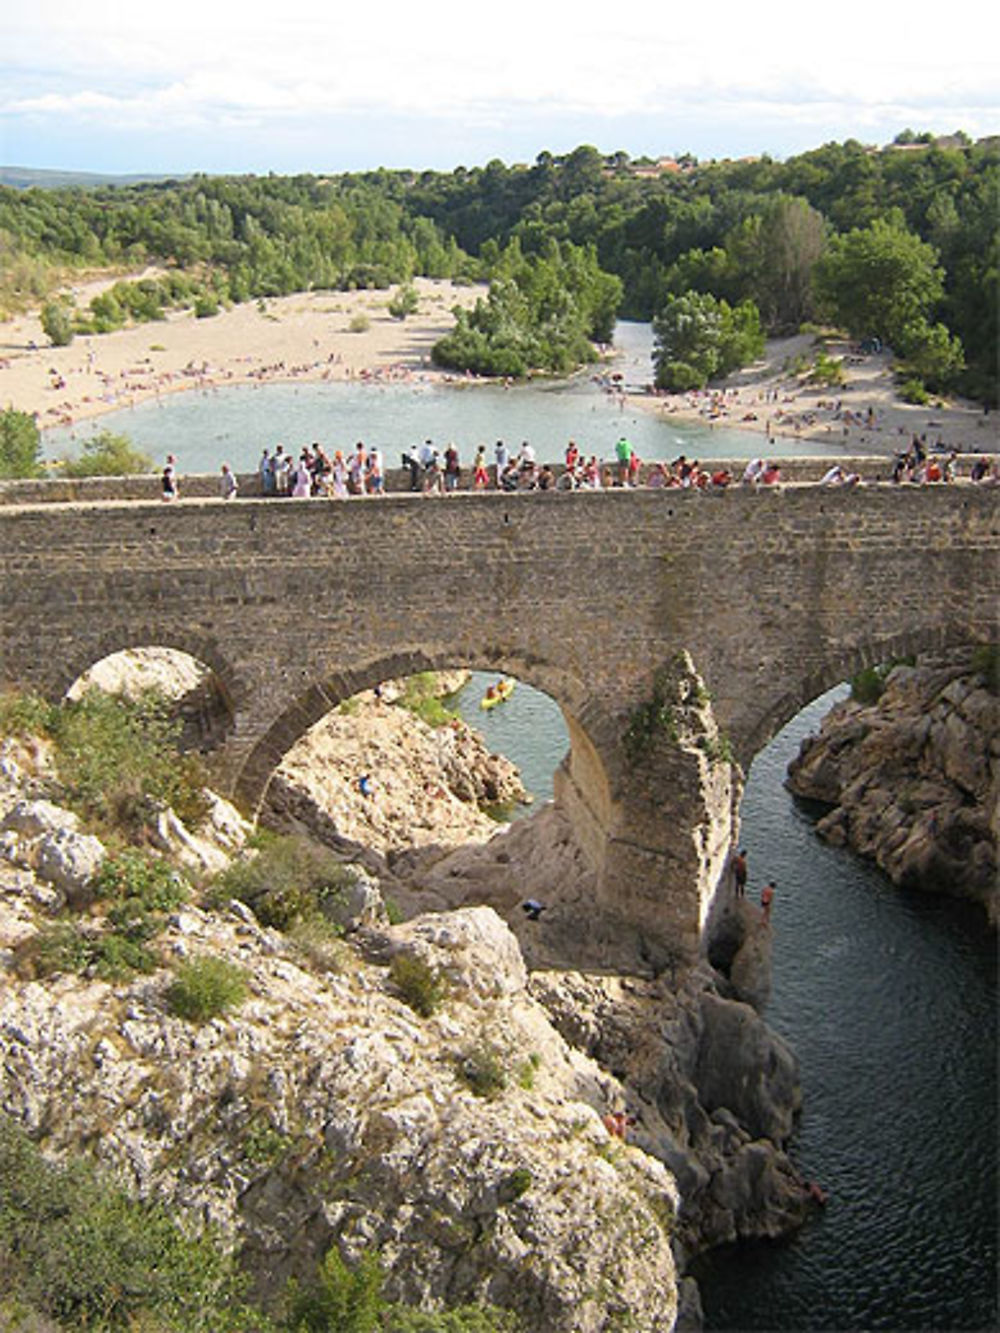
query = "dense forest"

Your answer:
(1, 133), (996, 400)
